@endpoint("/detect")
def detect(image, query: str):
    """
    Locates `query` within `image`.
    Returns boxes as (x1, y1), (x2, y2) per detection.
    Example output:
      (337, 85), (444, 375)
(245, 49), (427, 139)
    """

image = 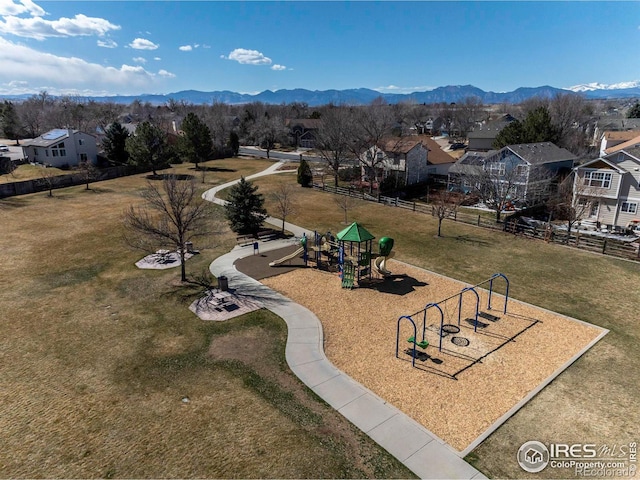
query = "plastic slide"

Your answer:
(373, 251), (395, 276)
(269, 247), (305, 267)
